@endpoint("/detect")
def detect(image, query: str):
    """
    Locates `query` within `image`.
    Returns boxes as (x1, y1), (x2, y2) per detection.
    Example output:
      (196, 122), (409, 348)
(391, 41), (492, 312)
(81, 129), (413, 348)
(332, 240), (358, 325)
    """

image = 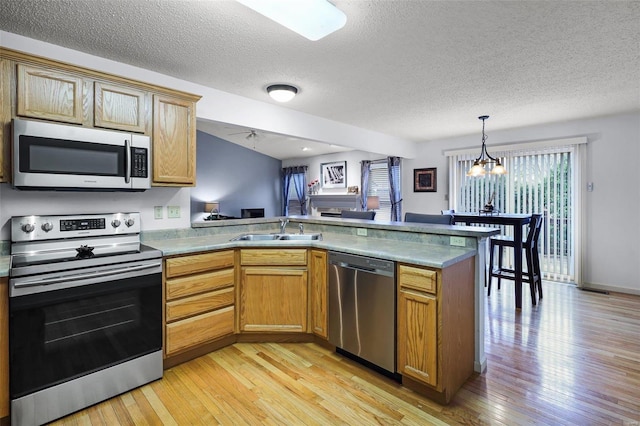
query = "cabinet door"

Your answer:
(0, 59), (7, 182)
(240, 267), (308, 332)
(152, 94), (195, 186)
(16, 64), (84, 124)
(397, 289), (438, 387)
(310, 249), (328, 338)
(94, 82), (148, 133)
